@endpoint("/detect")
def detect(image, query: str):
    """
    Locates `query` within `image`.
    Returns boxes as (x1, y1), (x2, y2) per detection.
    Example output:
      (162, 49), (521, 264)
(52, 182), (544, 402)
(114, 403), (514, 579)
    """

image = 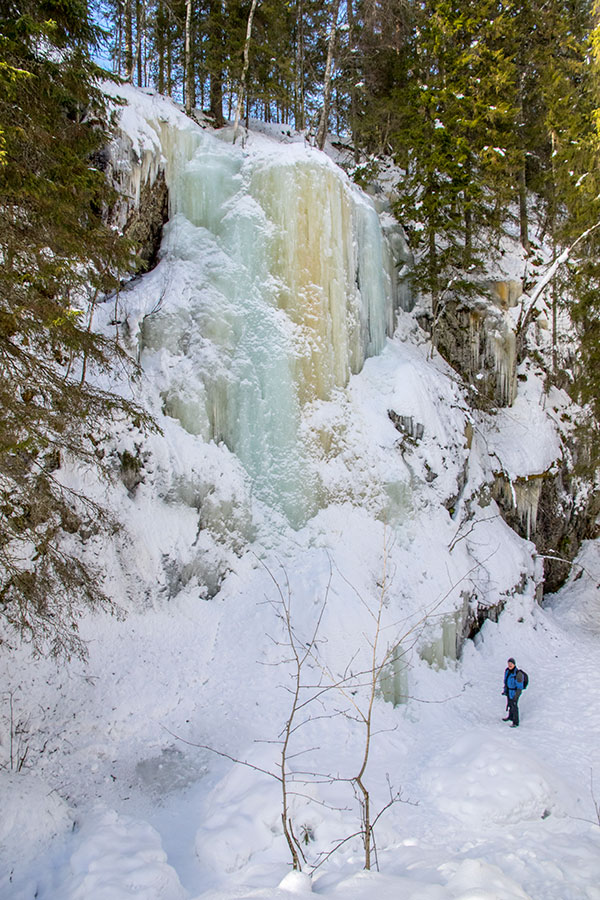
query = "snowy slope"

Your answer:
(1, 86), (599, 900)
